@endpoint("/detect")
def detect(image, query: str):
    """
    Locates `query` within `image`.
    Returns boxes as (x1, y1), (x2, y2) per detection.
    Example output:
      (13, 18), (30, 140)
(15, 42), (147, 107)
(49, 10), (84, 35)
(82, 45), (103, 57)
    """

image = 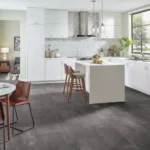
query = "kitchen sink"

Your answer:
(142, 60), (150, 62)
